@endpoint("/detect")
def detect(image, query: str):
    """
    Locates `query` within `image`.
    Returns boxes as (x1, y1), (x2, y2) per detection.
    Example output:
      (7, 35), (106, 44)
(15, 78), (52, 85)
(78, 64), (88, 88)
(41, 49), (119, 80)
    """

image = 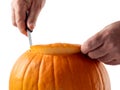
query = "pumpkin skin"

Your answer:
(9, 43), (111, 90)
